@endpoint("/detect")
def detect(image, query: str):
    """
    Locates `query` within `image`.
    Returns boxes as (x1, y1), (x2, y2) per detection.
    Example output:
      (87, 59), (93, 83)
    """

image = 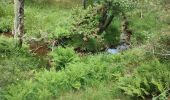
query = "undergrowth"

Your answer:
(0, 36), (46, 100)
(3, 44), (169, 100)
